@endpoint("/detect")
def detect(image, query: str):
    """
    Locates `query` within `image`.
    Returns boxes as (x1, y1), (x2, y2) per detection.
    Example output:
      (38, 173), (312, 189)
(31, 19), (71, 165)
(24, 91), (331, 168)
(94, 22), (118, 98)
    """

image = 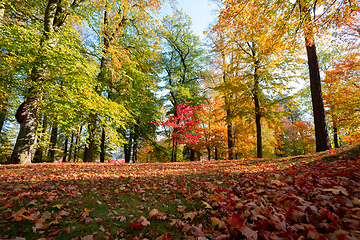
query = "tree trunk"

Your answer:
(207, 147), (211, 161)
(100, 128), (105, 162)
(62, 135), (68, 162)
(305, 40), (332, 152)
(299, 1), (332, 152)
(33, 115), (48, 163)
(333, 123), (339, 148)
(190, 148), (195, 161)
(132, 141), (138, 163)
(68, 130), (74, 162)
(47, 119), (58, 162)
(254, 93), (263, 158)
(171, 139), (177, 162)
(83, 117), (96, 162)
(0, 107), (6, 134)
(74, 125), (83, 162)
(124, 130), (133, 163)
(10, 93), (40, 164)
(226, 108), (234, 160)
(10, 0), (84, 164)
(0, 0), (5, 25)
(215, 146), (218, 160)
